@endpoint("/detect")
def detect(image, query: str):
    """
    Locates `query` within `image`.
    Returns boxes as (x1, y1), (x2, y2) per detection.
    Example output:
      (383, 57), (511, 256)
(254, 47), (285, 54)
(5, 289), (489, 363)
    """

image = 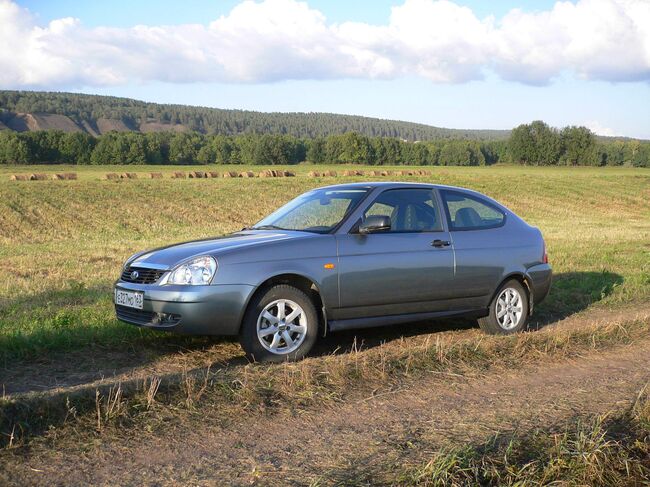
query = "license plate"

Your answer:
(115, 288), (144, 309)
